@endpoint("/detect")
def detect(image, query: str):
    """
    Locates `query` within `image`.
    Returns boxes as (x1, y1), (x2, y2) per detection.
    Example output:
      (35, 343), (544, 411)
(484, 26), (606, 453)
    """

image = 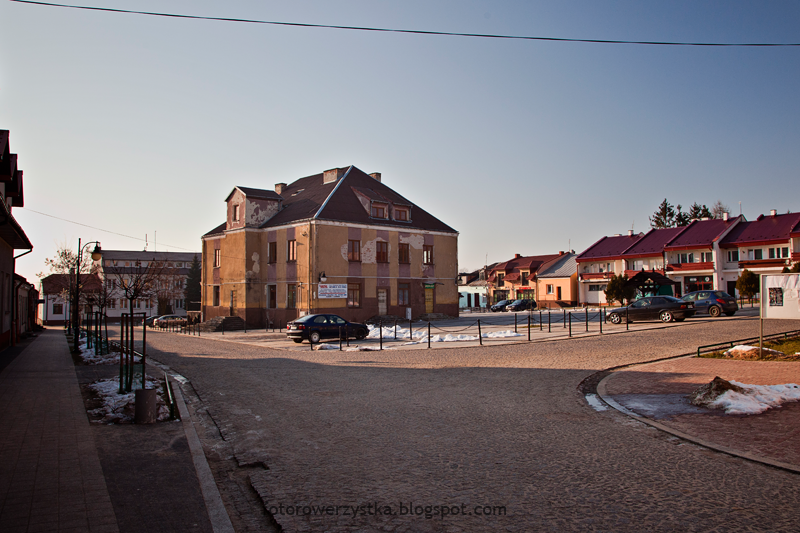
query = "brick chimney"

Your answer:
(370, 172), (382, 182)
(323, 168), (346, 184)
(514, 253), (521, 259)
(628, 230), (634, 236)
(723, 212), (729, 221)
(275, 183), (287, 195)
(770, 209), (777, 216)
